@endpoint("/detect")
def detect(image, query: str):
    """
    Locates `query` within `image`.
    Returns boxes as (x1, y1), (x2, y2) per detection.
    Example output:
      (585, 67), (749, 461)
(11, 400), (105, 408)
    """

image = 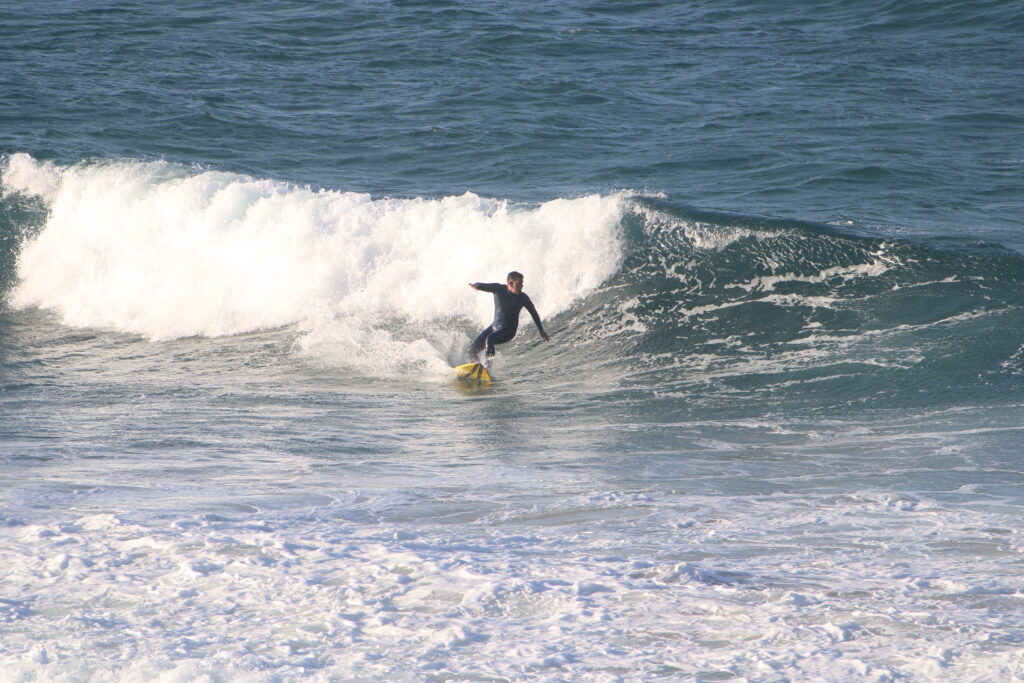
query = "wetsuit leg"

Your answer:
(469, 326), (494, 360)
(484, 327), (517, 357)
